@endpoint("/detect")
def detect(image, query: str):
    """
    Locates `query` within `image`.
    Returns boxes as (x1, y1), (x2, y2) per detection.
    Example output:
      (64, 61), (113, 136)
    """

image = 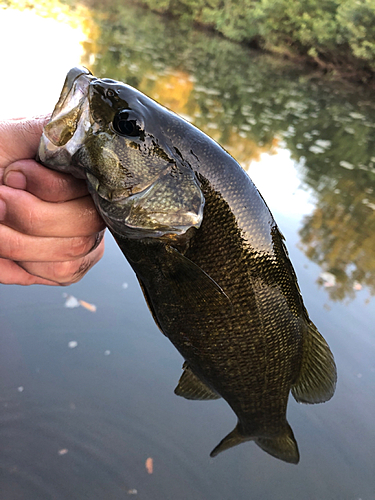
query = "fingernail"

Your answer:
(4, 171), (27, 190)
(0, 198), (6, 220)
